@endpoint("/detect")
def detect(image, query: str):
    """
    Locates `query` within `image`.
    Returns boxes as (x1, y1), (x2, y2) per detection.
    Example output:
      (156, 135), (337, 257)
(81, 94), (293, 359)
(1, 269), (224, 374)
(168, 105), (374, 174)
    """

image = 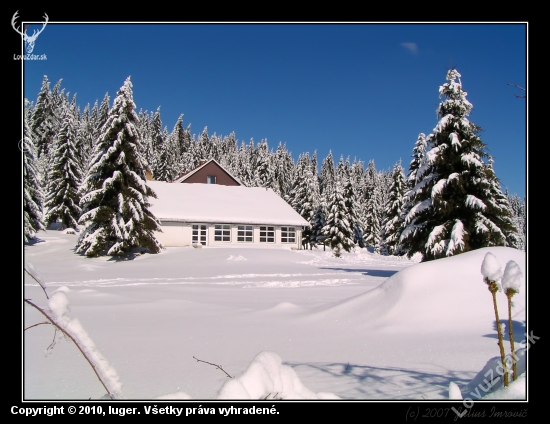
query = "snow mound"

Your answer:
(308, 247), (525, 332)
(216, 351), (340, 399)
